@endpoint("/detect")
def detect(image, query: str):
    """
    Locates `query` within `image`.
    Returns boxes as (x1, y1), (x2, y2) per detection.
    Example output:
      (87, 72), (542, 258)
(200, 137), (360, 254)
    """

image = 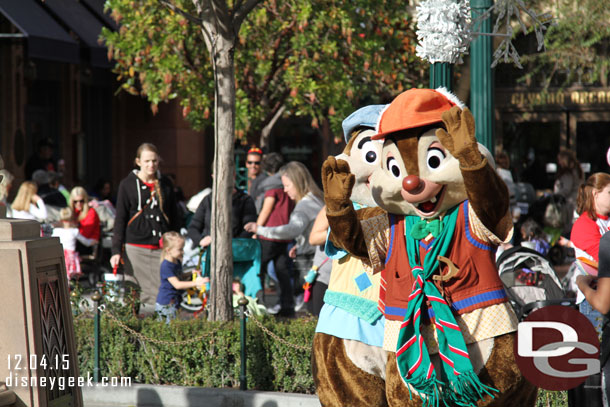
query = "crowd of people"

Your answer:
(0, 140), (109, 285)
(0, 139), (329, 320)
(494, 147), (610, 401)
(7, 137), (610, 332)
